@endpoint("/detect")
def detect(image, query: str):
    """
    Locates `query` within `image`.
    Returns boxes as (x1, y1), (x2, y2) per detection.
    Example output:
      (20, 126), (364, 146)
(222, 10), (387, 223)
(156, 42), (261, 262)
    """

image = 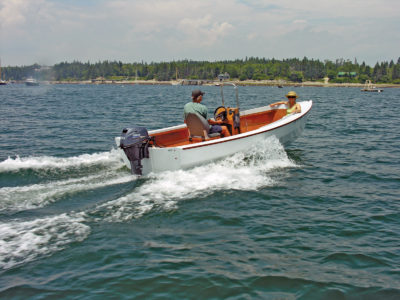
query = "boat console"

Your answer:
(214, 106), (240, 135)
(213, 83), (242, 135)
